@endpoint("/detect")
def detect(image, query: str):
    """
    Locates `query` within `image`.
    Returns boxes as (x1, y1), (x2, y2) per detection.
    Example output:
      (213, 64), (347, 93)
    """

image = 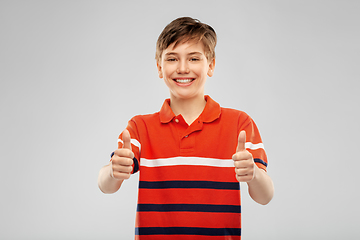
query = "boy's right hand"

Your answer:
(110, 129), (134, 180)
